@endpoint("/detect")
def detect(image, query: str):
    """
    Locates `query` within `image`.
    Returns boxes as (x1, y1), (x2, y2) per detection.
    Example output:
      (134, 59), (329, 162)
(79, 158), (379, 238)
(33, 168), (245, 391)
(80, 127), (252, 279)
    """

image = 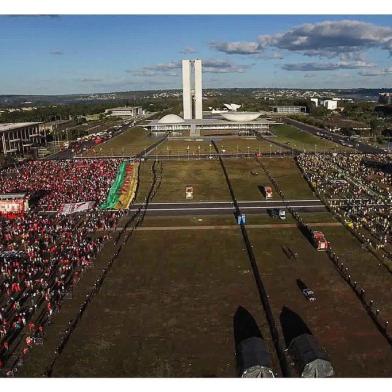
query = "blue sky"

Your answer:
(1, 15), (392, 94)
